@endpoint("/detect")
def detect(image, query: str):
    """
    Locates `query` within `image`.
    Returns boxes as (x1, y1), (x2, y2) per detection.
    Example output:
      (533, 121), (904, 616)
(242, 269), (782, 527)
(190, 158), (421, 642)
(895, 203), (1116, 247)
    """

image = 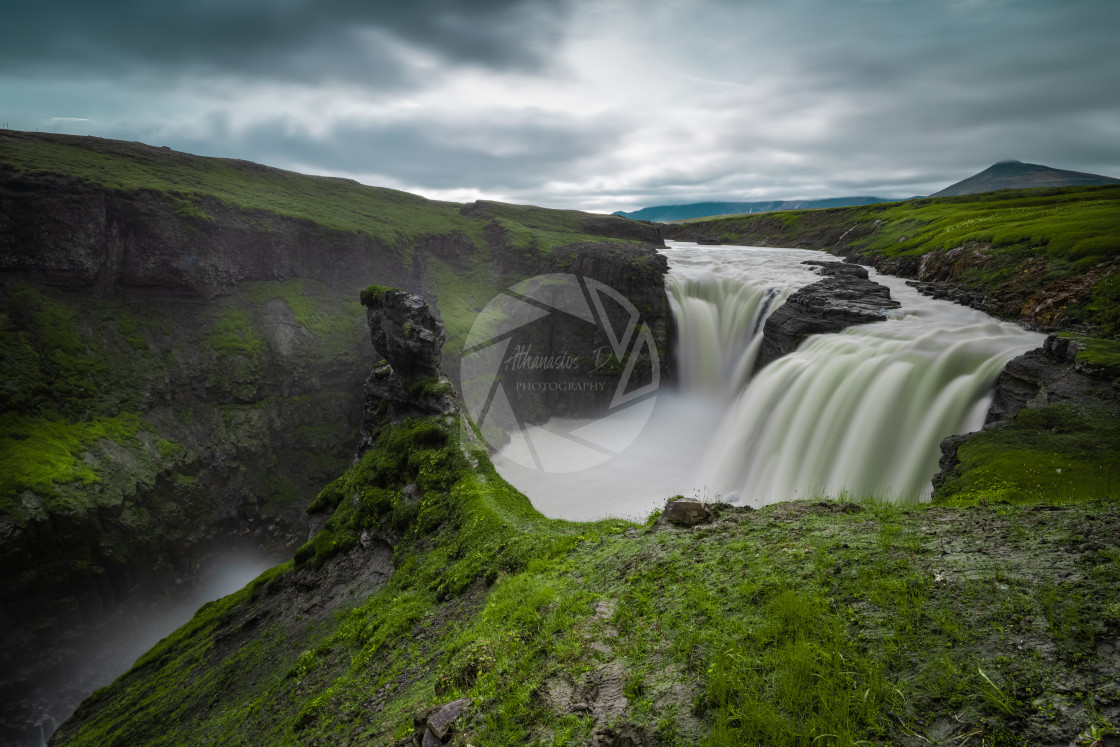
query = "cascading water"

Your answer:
(666, 254), (797, 395)
(673, 242), (1044, 505)
(490, 241), (1043, 519)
